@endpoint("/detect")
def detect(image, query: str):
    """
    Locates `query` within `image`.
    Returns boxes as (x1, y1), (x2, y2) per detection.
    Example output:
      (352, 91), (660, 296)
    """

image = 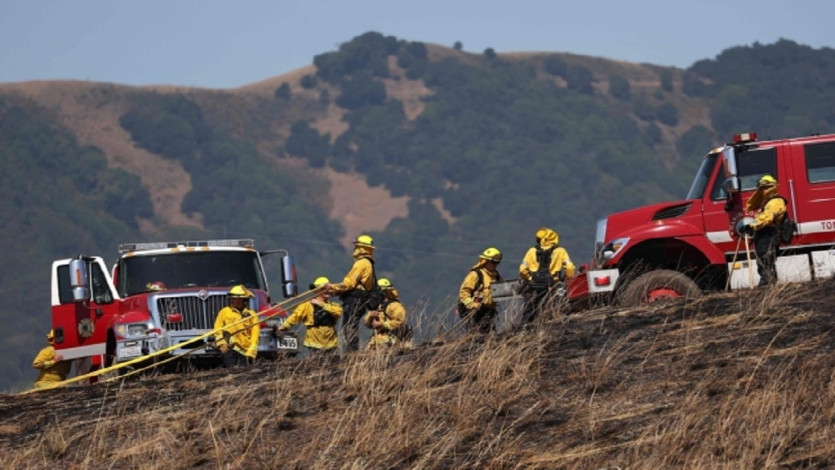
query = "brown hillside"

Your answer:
(0, 45), (712, 244)
(2, 279), (835, 468)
